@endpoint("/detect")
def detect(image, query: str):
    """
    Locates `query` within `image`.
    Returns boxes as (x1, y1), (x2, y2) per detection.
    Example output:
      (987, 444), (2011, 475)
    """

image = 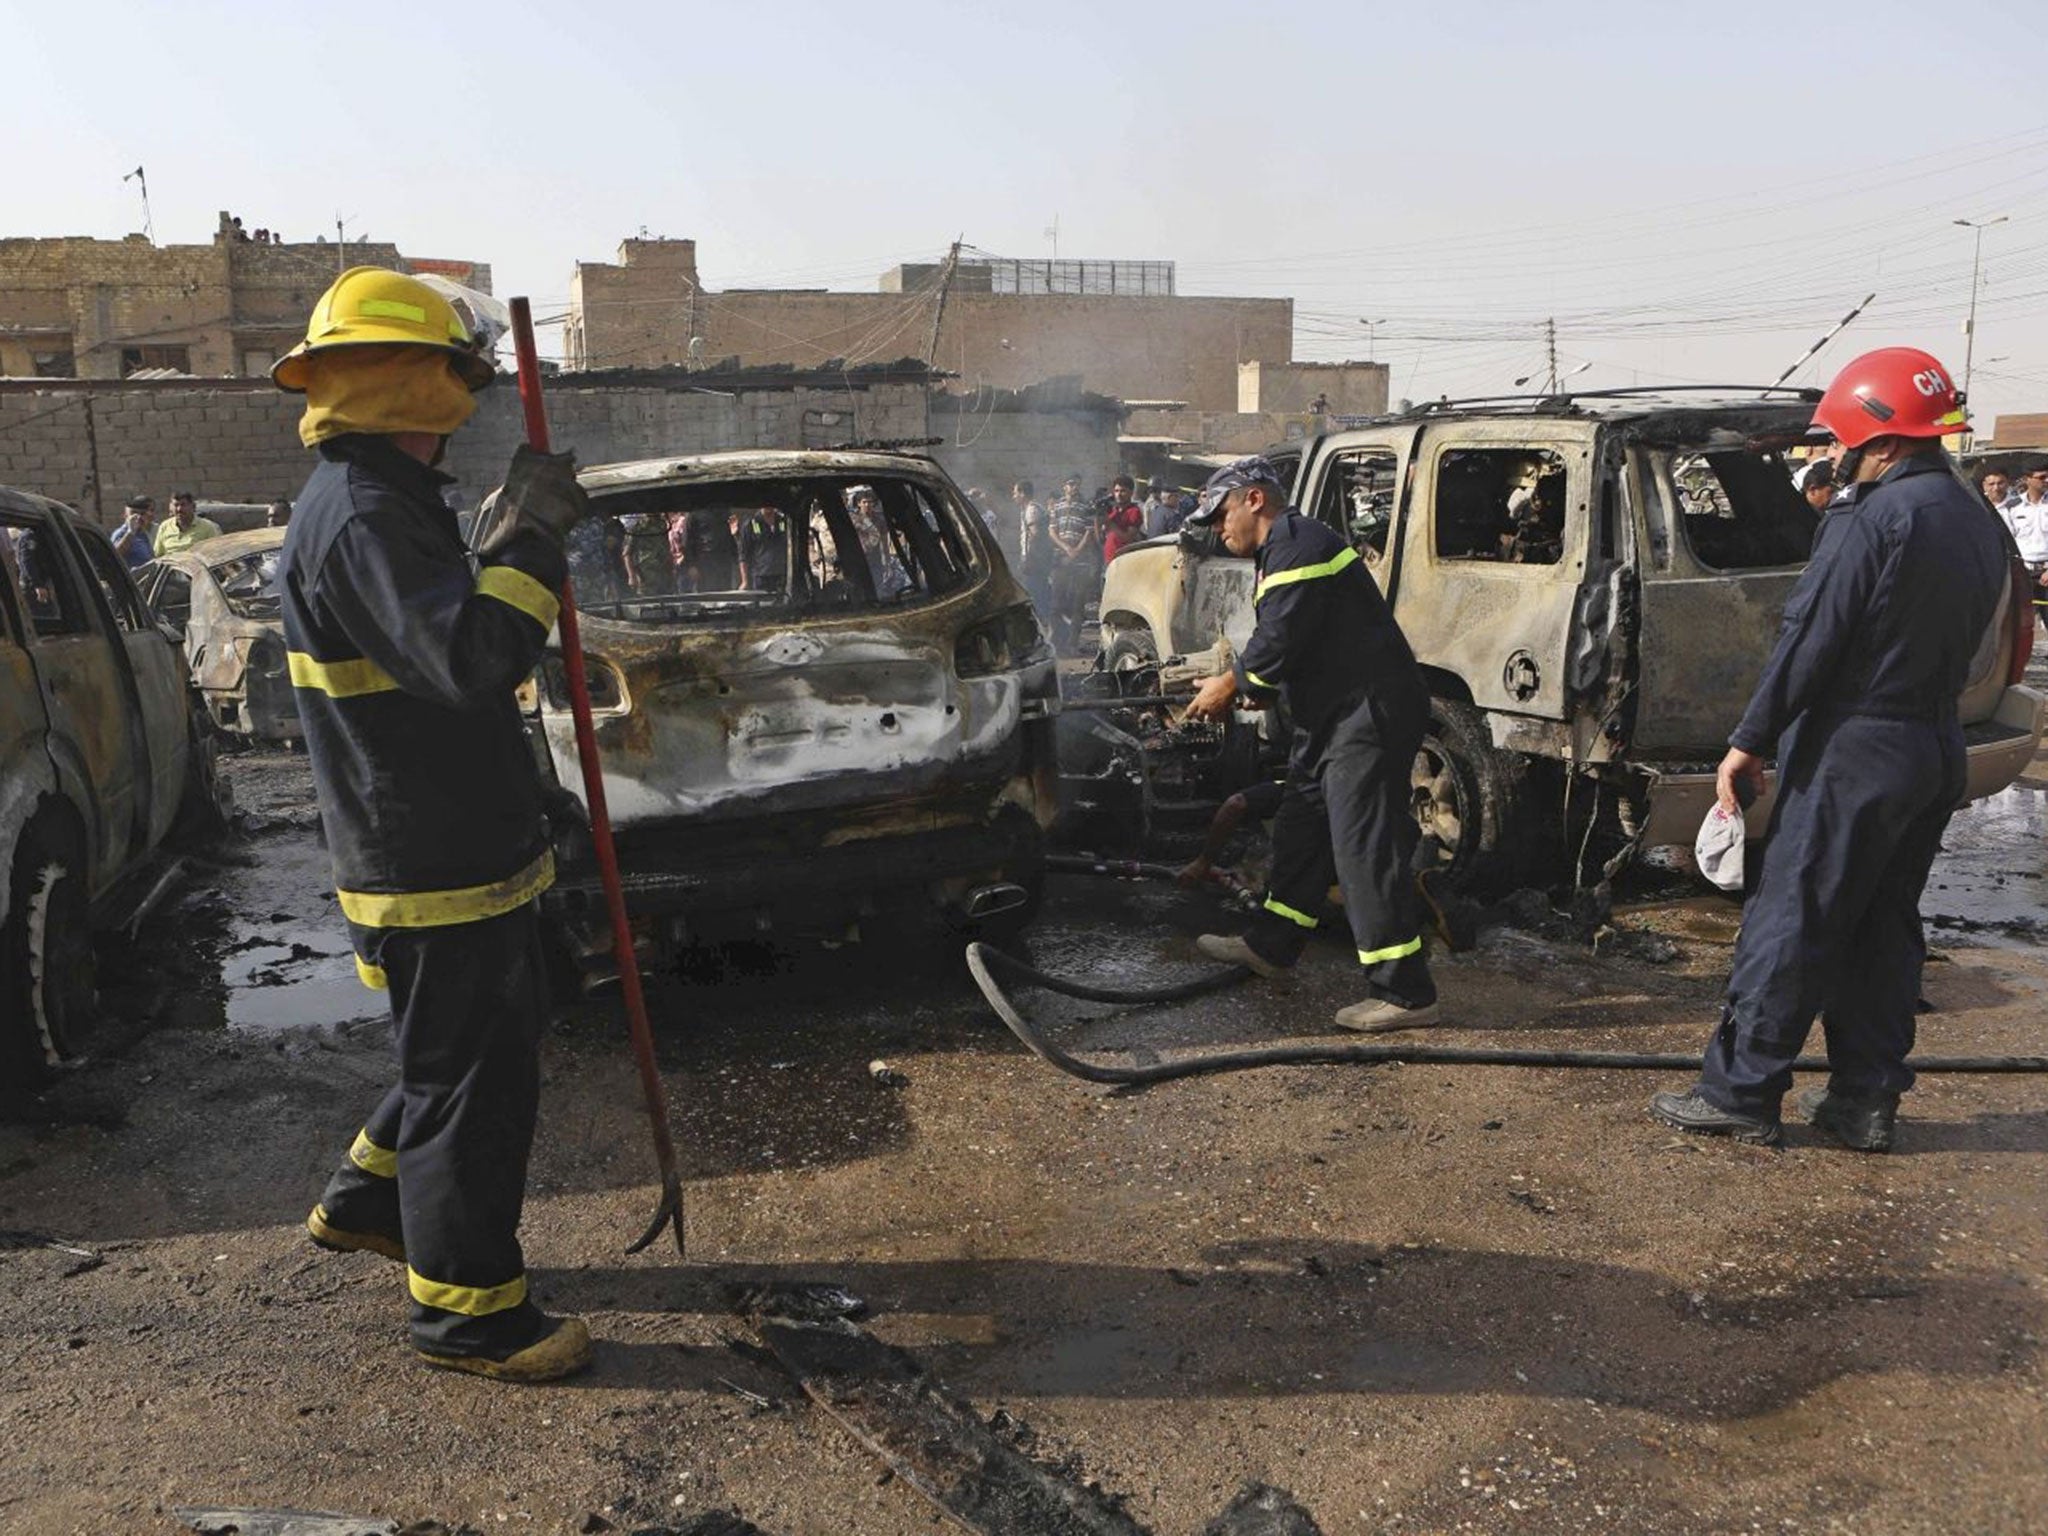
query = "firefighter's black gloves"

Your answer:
(480, 445), (588, 556)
